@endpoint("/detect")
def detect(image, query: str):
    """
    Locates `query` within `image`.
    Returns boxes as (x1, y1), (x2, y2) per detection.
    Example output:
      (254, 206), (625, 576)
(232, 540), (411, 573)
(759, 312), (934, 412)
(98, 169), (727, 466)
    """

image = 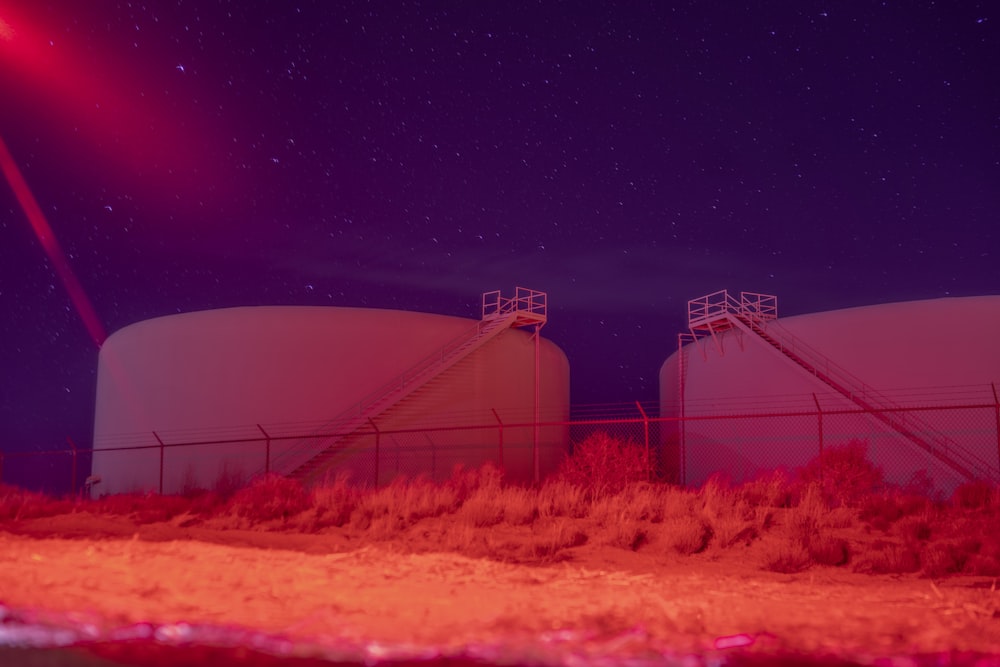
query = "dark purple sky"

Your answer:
(1, 2), (997, 477)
